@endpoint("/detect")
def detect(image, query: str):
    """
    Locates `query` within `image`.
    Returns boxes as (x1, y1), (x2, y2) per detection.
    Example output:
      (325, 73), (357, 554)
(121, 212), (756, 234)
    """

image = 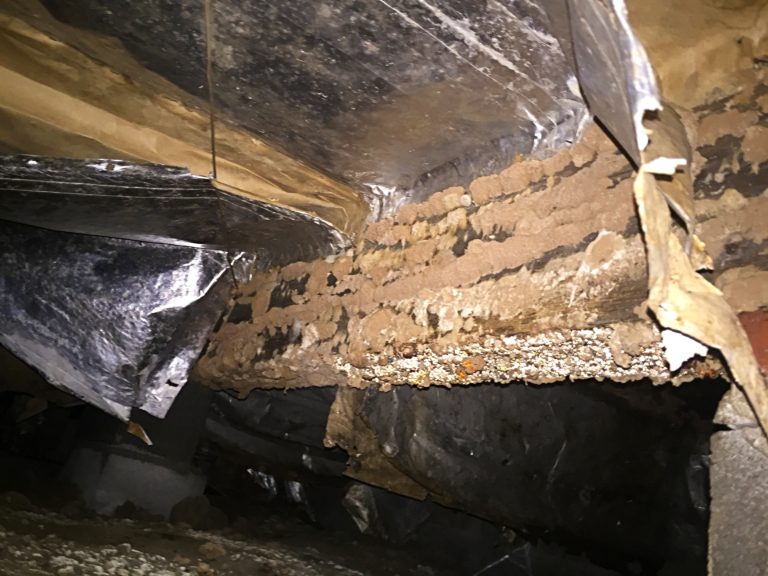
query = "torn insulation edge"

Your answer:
(633, 110), (768, 436)
(127, 421), (153, 446)
(661, 329), (708, 373)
